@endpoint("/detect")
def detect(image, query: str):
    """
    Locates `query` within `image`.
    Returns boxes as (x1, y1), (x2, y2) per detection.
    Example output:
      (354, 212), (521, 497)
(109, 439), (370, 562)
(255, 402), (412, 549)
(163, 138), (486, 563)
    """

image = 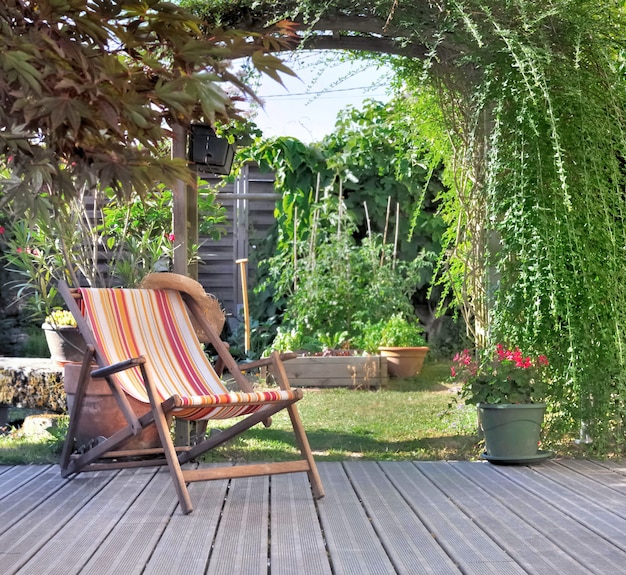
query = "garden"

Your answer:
(2, 0), (626, 463)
